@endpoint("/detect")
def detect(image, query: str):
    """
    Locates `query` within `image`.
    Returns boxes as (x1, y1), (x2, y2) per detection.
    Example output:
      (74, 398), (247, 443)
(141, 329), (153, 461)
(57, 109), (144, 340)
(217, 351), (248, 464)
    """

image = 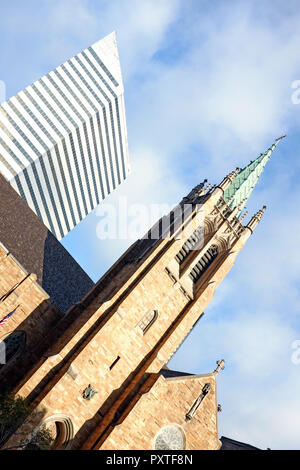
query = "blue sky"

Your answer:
(1, 0), (300, 449)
